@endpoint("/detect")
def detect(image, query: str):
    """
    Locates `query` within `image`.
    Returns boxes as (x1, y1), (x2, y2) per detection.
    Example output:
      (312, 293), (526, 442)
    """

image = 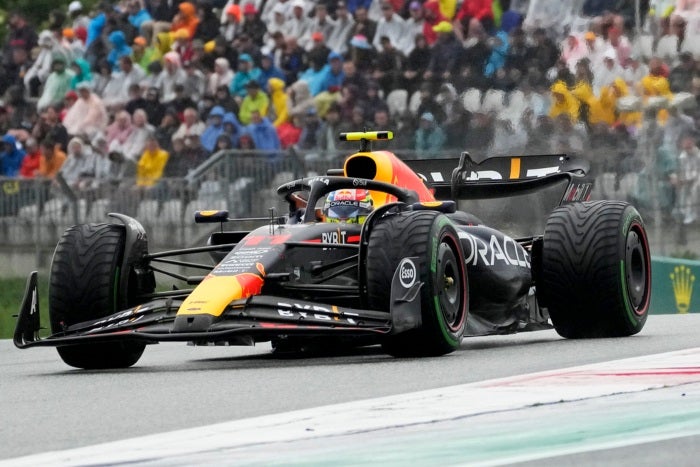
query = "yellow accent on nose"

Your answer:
(177, 276), (243, 317)
(510, 158), (521, 179)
